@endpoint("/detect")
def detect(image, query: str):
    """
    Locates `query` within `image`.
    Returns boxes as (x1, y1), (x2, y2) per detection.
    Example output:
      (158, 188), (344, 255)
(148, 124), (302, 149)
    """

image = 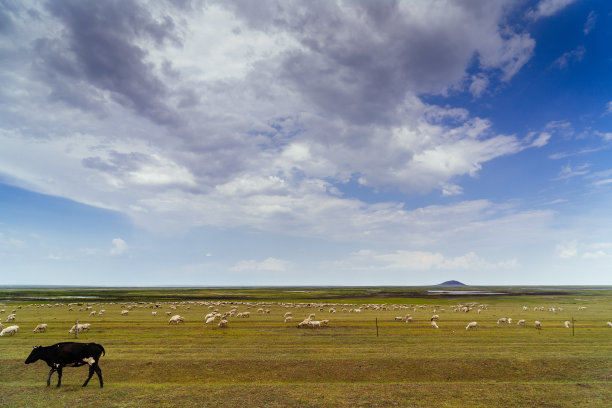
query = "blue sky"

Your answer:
(1, 0), (611, 286)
